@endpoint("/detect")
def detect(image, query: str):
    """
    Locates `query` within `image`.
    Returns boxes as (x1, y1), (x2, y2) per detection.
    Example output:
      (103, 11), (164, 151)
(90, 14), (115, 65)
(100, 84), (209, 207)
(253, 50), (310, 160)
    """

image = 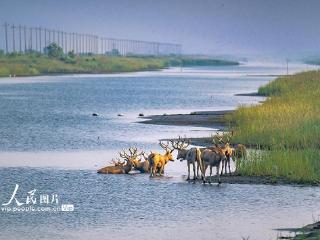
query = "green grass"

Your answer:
(167, 56), (239, 67)
(227, 70), (320, 183)
(0, 54), (169, 77)
(0, 53), (239, 77)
